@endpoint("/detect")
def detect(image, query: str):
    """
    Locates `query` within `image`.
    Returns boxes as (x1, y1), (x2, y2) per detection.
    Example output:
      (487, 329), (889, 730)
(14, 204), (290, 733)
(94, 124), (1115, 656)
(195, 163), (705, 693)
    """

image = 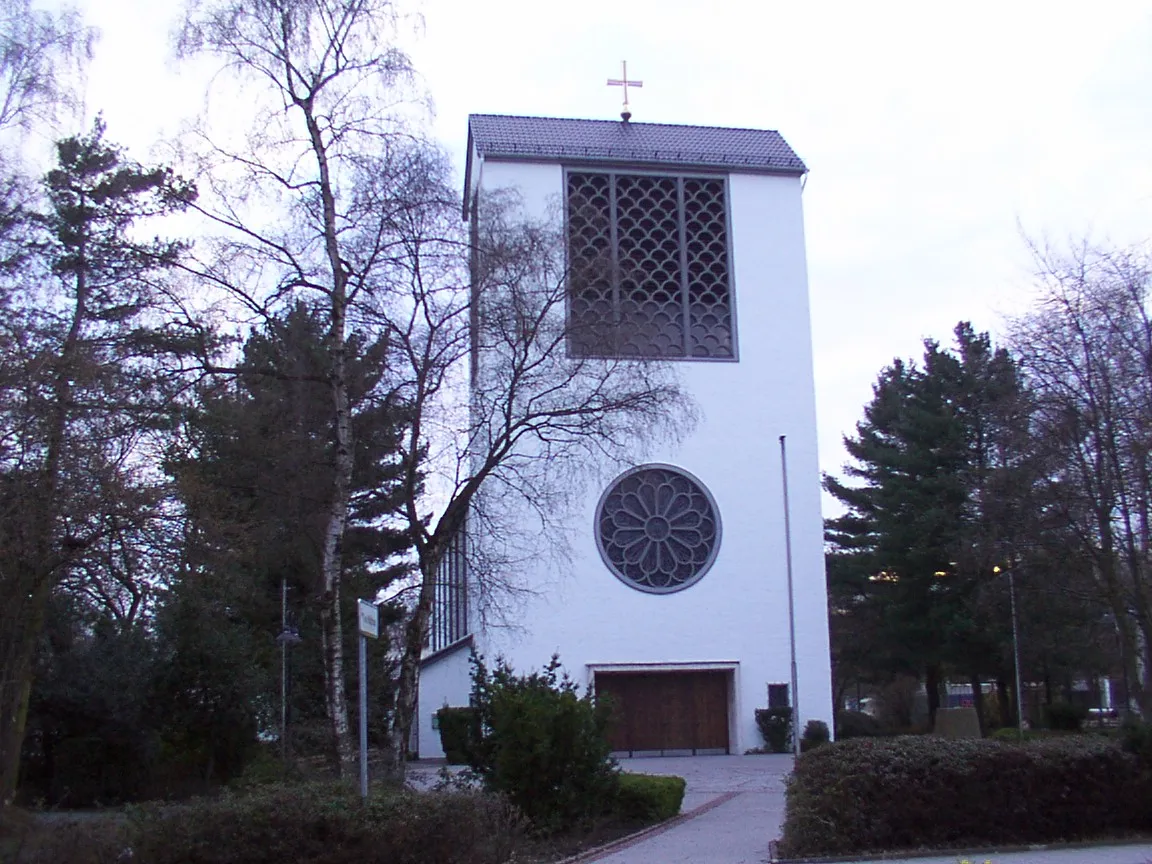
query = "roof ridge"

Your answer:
(468, 113), (783, 136)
